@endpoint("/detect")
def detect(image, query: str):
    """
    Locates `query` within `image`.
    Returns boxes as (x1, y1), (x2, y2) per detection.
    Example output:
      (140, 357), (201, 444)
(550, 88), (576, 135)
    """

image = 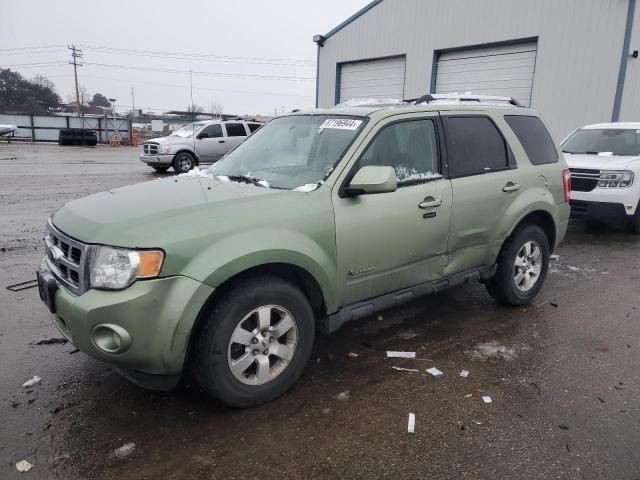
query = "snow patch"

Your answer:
(468, 341), (517, 361)
(336, 98), (404, 108)
(293, 182), (322, 192)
